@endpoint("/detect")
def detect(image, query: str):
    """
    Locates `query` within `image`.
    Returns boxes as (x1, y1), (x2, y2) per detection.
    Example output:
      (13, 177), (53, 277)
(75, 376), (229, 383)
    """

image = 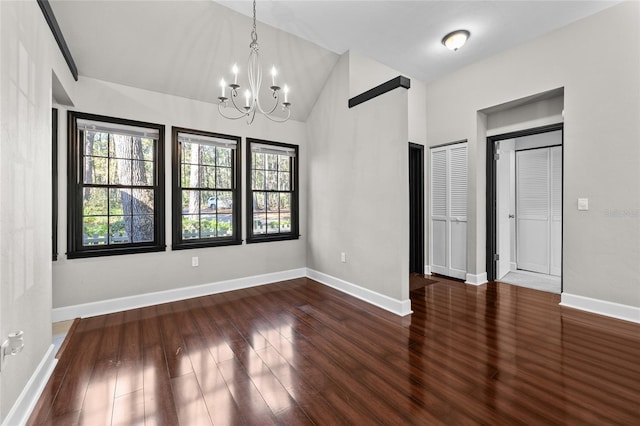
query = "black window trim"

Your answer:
(246, 138), (299, 244)
(171, 126), (242, 250)
(66, 111), (166, 259)
(52, 108), (58, 261)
